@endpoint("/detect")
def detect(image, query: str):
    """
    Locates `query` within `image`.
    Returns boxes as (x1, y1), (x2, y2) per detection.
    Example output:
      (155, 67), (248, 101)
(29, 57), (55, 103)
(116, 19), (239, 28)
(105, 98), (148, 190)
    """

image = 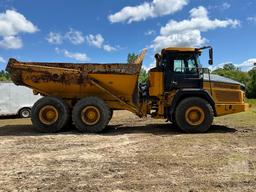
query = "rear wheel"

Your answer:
(31, 97), (70, 133)
(19, 108), (31, 118)
(72, 97), (111, 133)
(175, 97), (214, 133)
